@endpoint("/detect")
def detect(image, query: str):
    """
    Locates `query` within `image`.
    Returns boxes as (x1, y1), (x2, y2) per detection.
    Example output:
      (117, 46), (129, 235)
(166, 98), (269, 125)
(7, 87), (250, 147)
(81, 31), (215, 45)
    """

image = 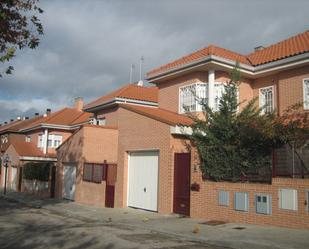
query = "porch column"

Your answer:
(208, 69), (215, 109)
(43, 128), (48, 154)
